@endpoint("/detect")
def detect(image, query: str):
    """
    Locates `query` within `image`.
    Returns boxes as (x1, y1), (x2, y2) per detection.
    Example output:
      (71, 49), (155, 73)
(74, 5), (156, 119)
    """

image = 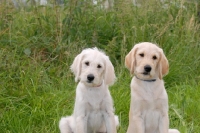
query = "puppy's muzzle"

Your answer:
(87, 74), (95, 82)
(143, 65), (151, 75)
